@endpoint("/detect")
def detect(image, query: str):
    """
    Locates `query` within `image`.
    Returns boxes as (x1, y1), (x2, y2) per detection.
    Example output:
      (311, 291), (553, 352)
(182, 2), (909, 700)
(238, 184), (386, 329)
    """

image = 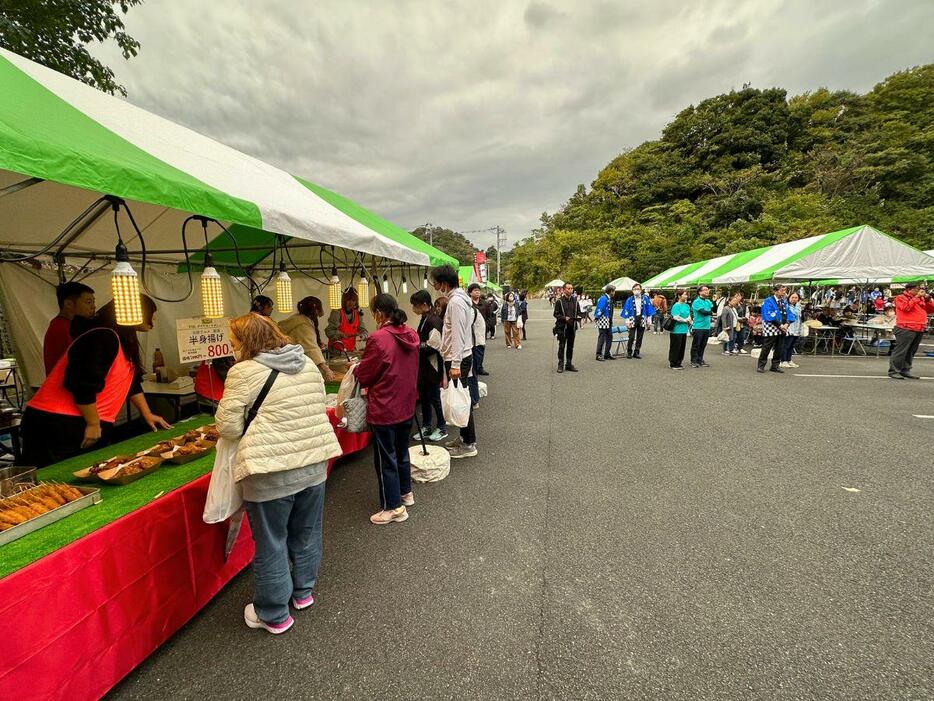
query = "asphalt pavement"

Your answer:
(109, 300), (933, 700)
